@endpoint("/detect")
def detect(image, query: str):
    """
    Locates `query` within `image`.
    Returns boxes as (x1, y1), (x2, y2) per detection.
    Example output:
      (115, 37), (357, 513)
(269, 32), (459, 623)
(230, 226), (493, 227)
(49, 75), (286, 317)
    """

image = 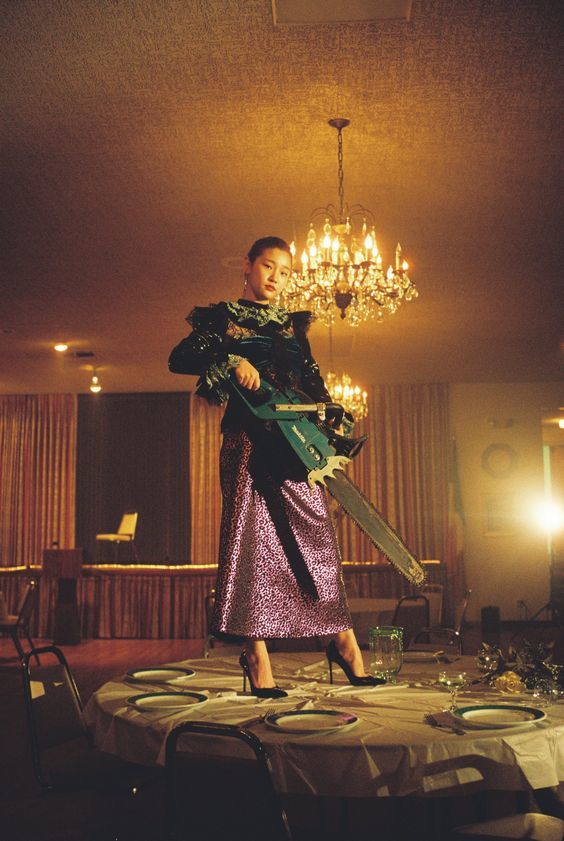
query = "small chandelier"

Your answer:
(281, 118), (418, 327)
(89, 370), (102, 393)
(325, 371), (368, 420)
(323, 325), (368, 420)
